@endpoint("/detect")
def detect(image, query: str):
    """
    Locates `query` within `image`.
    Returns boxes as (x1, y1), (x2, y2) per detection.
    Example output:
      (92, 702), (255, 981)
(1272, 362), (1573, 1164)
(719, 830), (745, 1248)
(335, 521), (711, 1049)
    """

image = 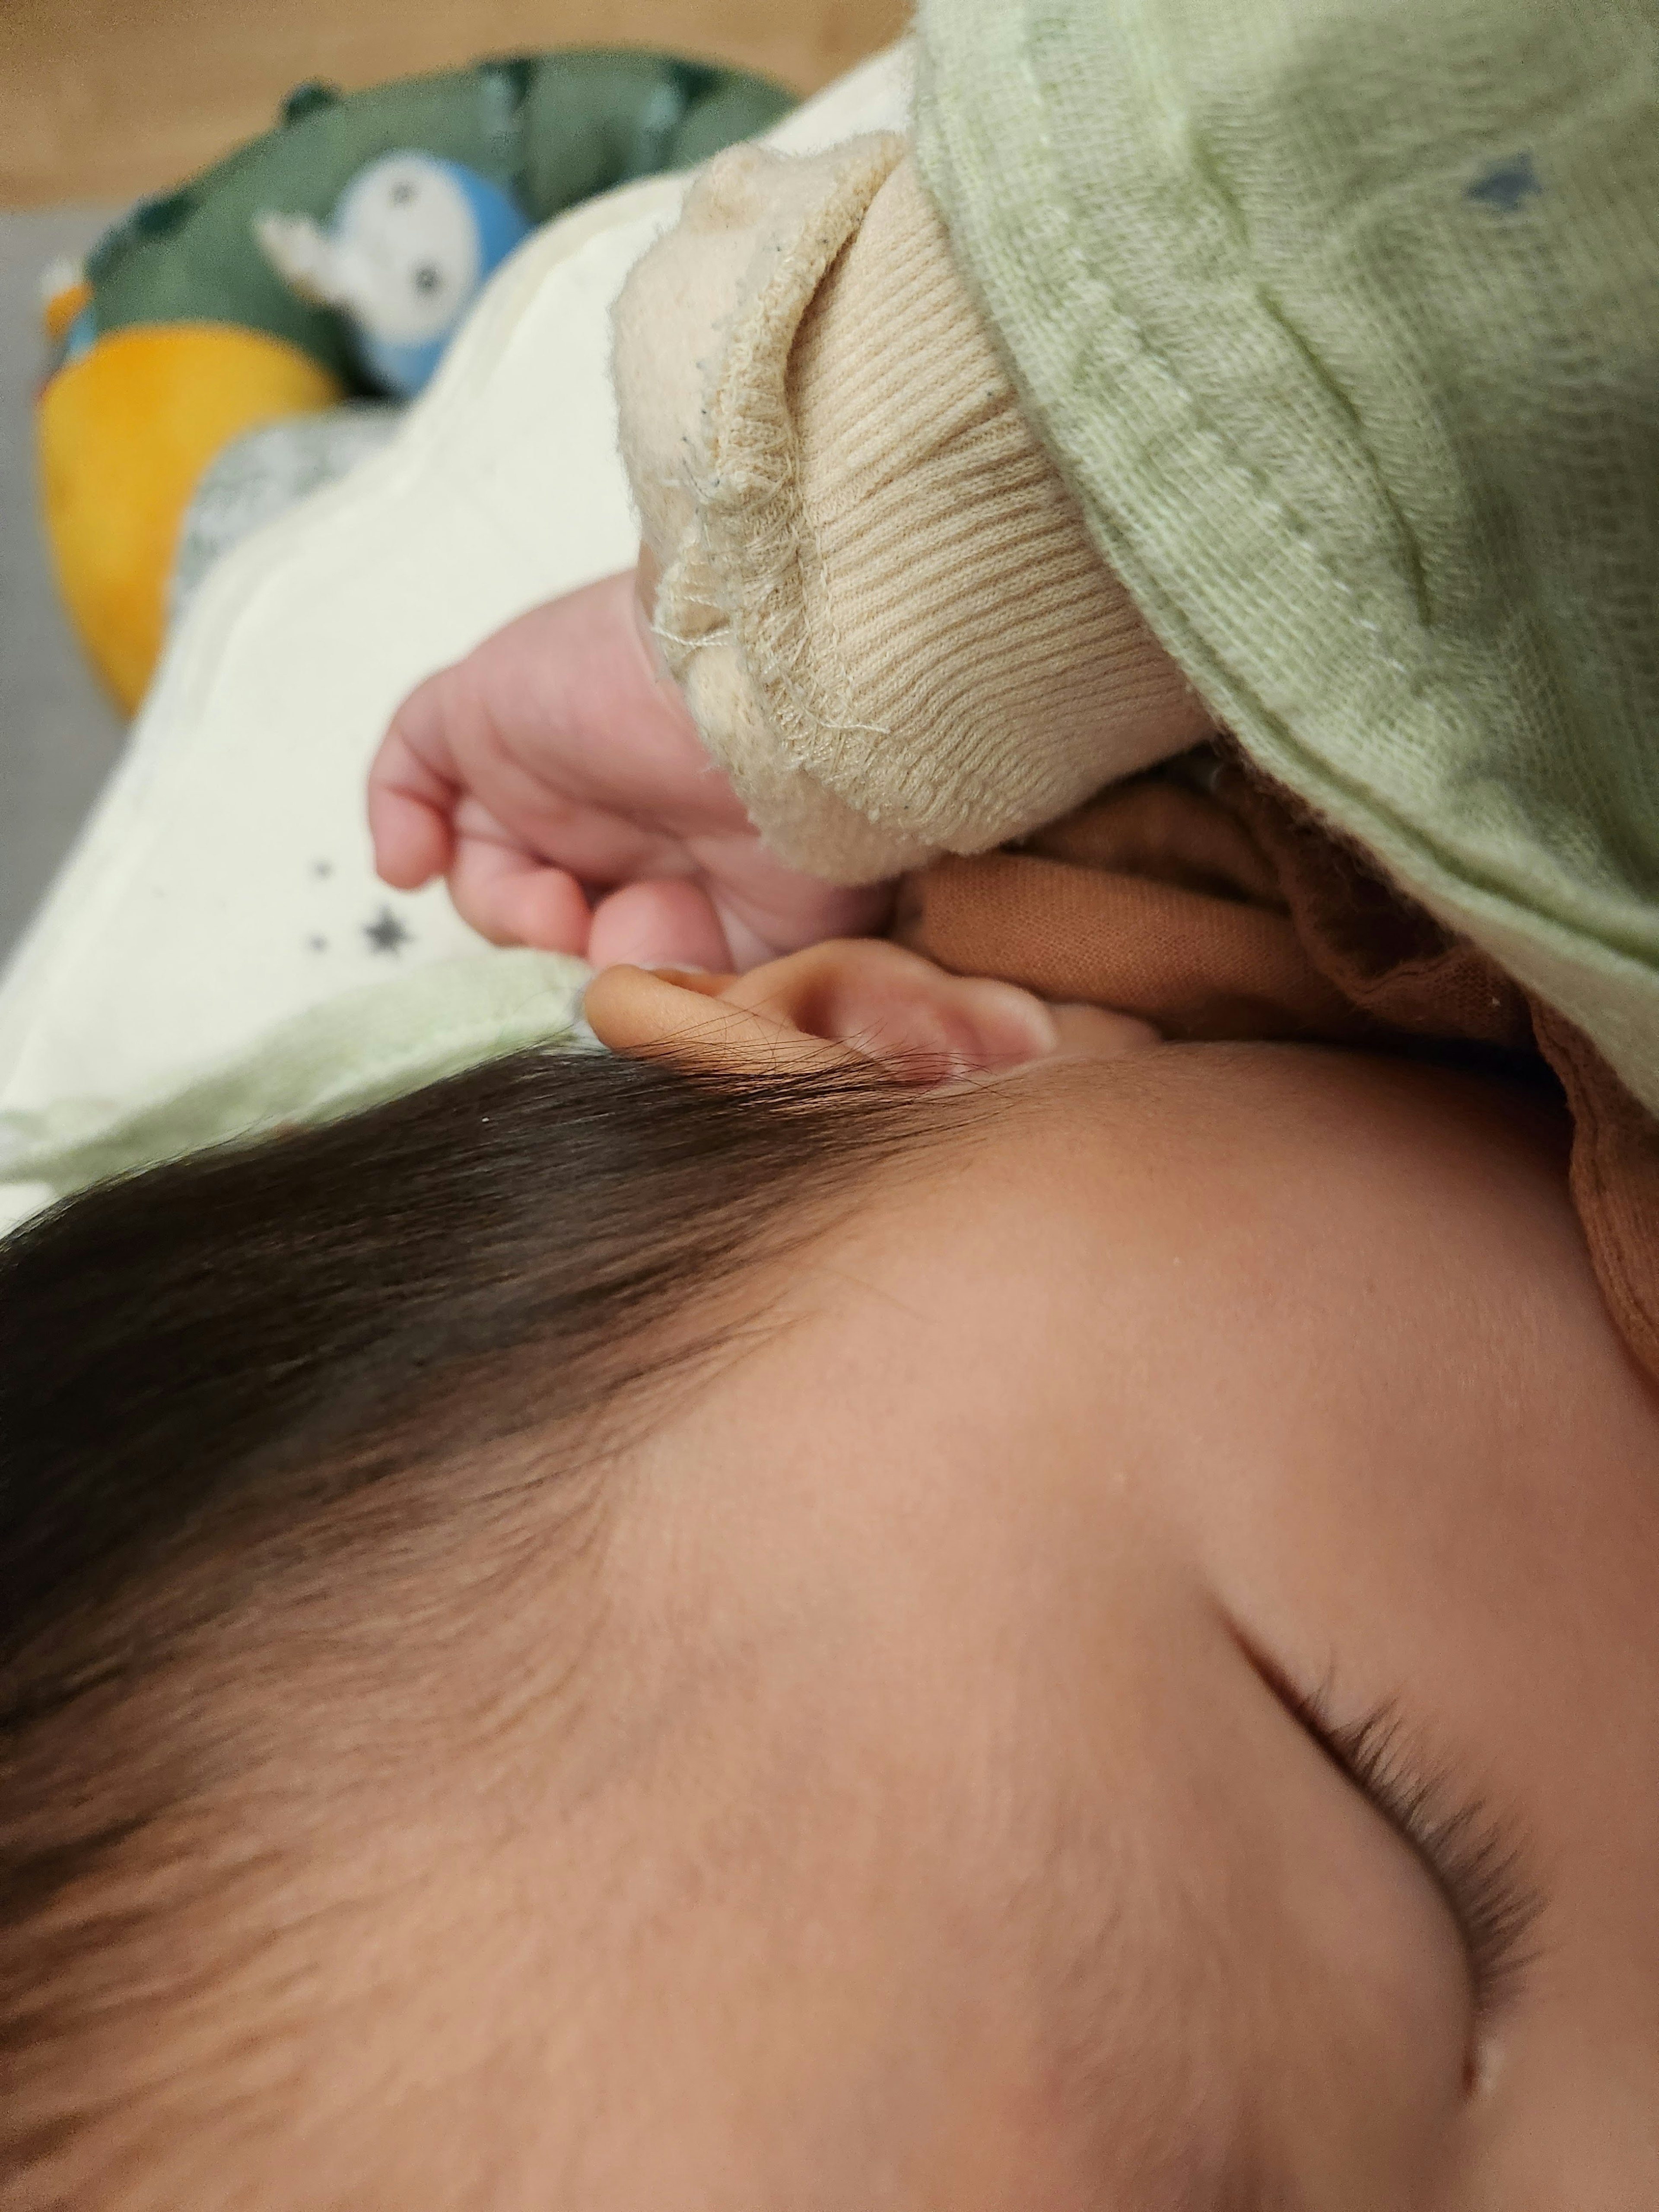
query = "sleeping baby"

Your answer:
(5, 934), (1659, 2202)
(5, 0), (1659, 2200)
